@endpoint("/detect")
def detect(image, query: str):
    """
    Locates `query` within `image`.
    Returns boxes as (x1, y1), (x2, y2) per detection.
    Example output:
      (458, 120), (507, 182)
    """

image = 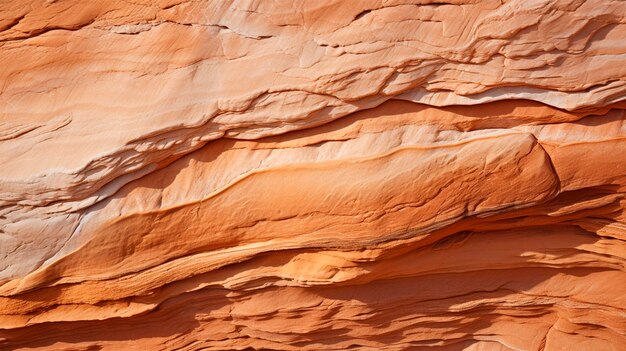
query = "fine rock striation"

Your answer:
(1, 0), (626, 350)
